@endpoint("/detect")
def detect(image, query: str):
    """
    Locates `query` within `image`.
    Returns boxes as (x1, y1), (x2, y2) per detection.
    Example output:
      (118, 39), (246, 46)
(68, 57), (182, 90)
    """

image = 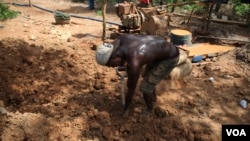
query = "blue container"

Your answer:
(192, 55), (203, 63)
